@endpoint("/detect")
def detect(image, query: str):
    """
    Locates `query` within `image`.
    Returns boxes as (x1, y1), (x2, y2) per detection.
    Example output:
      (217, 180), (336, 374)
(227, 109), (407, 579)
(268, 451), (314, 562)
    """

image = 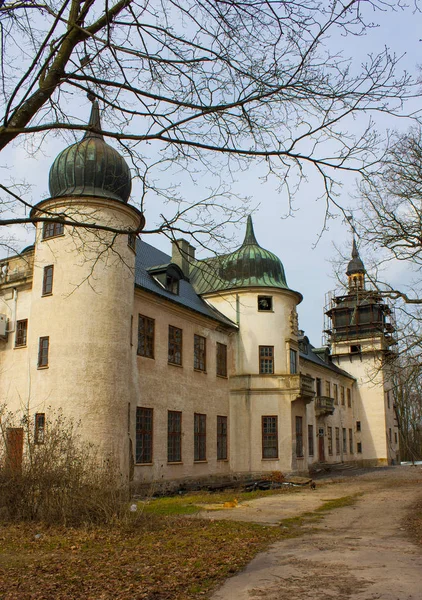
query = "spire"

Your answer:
(242, 215), (259, 246)
(346, 237), (365, 276)
(351, 237), (359, 260)
(84, 94), (104, 140)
